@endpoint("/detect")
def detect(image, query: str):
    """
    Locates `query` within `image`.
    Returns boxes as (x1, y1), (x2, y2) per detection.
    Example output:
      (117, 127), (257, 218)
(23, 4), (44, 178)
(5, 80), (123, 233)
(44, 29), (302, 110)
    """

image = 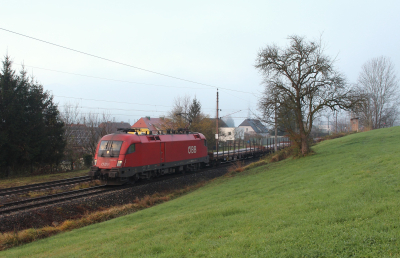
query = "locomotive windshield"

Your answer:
(98, 141), (123, 157)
